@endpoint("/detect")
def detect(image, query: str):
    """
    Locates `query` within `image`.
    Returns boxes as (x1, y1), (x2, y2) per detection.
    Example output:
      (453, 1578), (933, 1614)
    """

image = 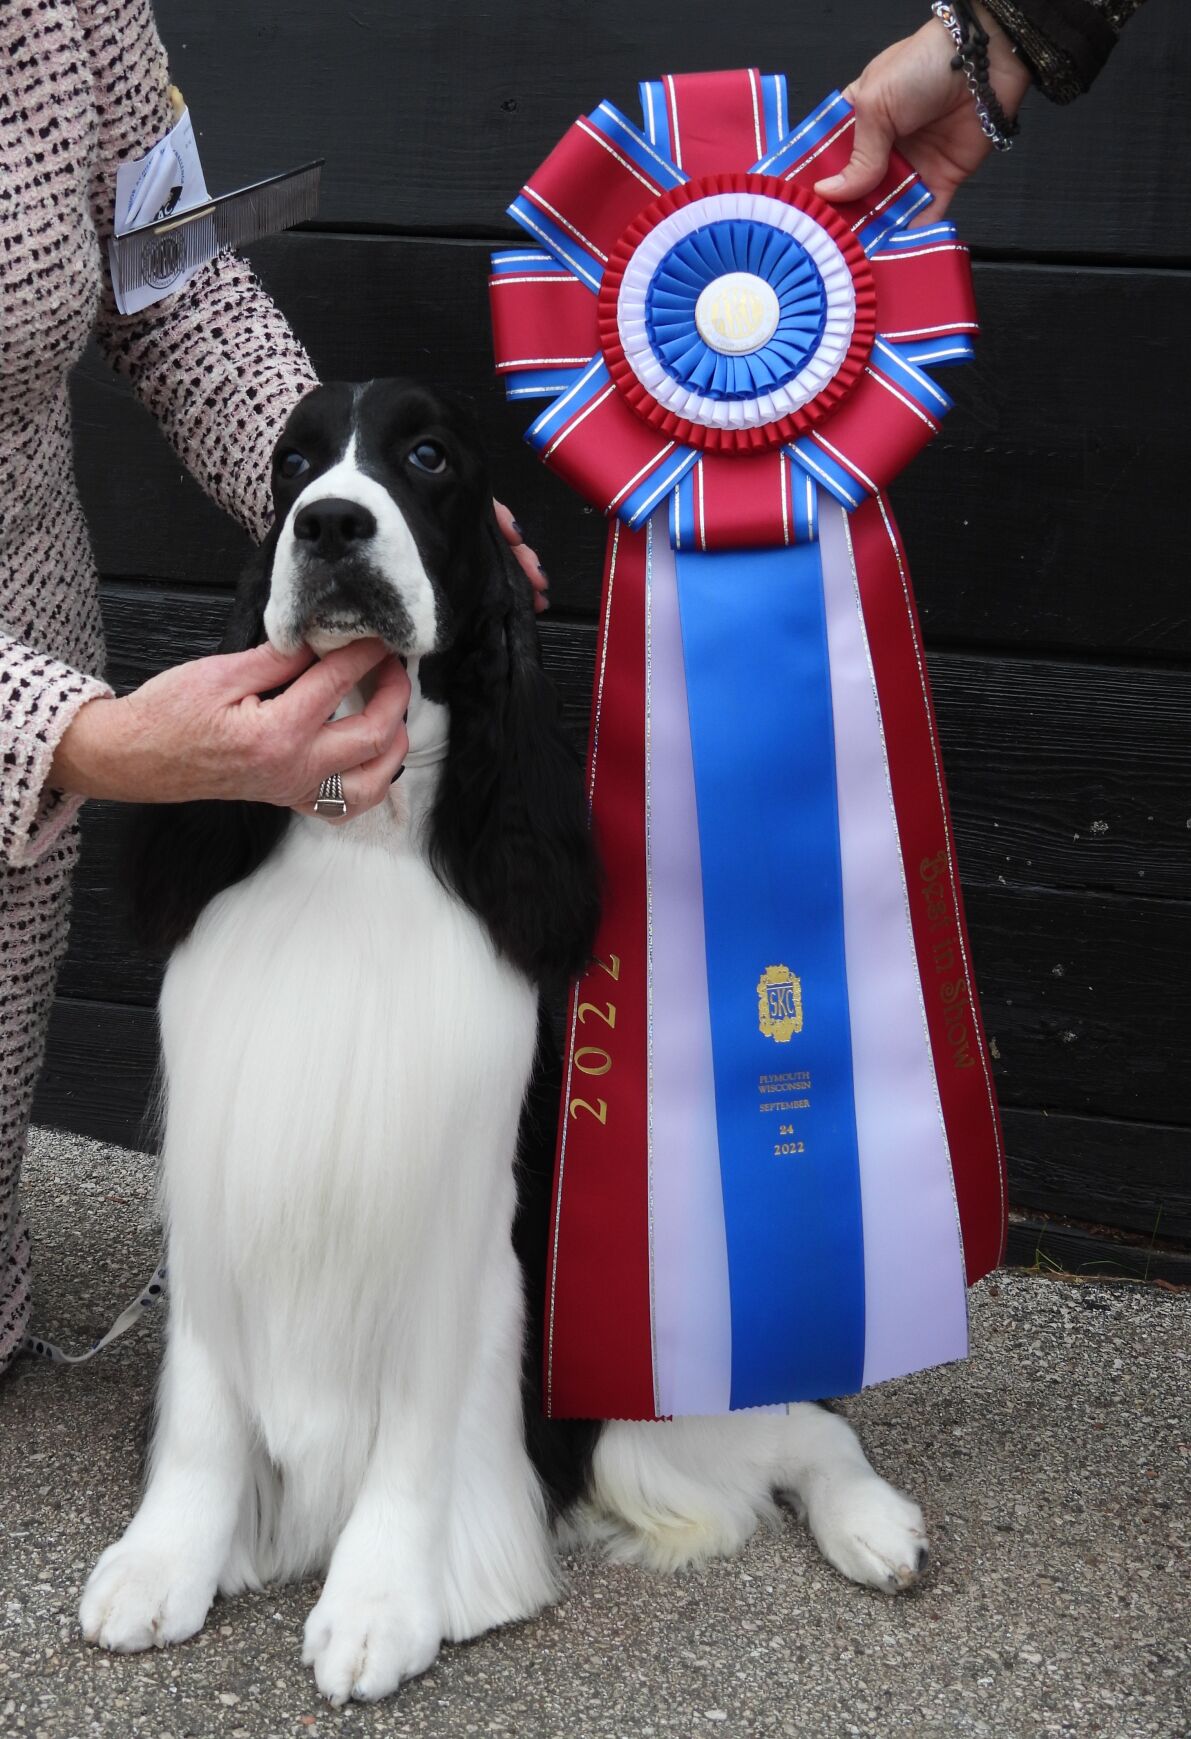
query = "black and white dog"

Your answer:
(81, 381), (928, 1705)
